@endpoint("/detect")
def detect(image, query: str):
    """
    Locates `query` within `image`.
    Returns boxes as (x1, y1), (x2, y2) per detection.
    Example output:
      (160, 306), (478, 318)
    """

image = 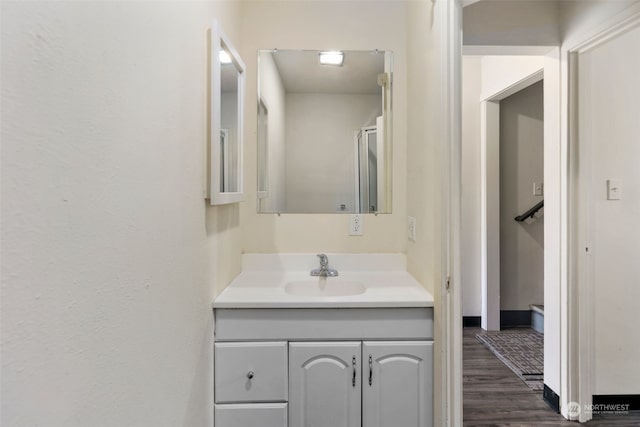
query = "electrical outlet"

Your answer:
(349, 214), (363, 236)
(408, 216), (417, 242)
(533, 182), (543, 196)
